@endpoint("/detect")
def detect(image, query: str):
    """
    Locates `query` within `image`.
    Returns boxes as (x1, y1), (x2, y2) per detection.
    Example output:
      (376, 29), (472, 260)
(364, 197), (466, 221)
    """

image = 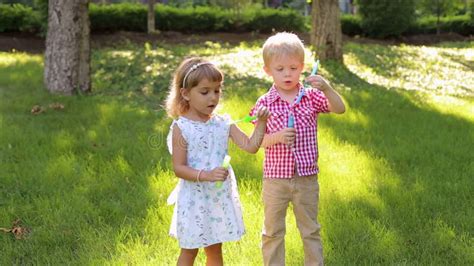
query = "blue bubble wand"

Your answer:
(288, 60), (320, 128)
